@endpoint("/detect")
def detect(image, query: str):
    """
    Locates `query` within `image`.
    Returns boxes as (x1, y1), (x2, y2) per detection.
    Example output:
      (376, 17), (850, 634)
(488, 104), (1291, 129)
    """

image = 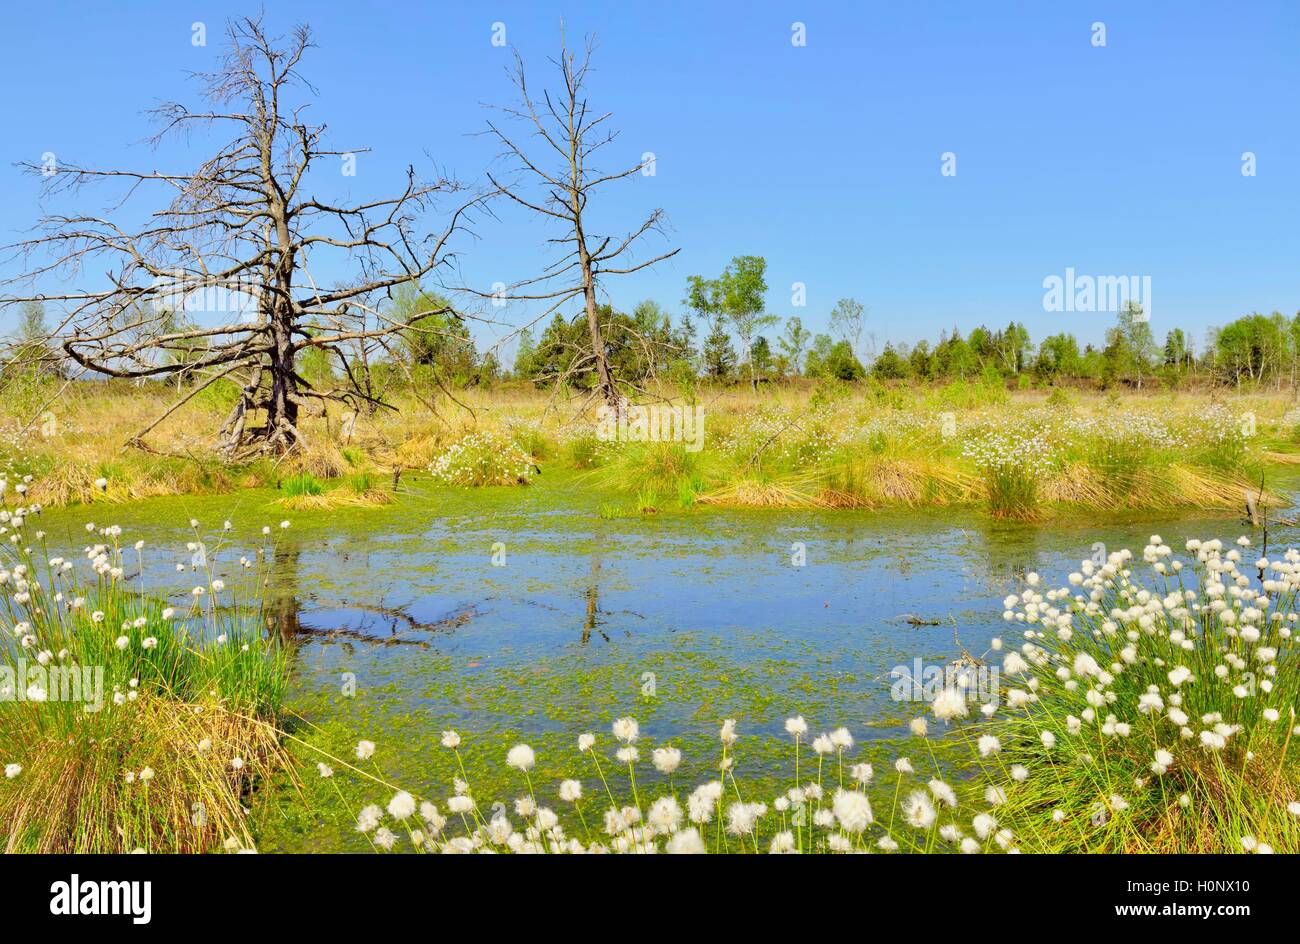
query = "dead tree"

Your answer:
(1, 16), (485, 455)
(479, 30), (678, 413)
